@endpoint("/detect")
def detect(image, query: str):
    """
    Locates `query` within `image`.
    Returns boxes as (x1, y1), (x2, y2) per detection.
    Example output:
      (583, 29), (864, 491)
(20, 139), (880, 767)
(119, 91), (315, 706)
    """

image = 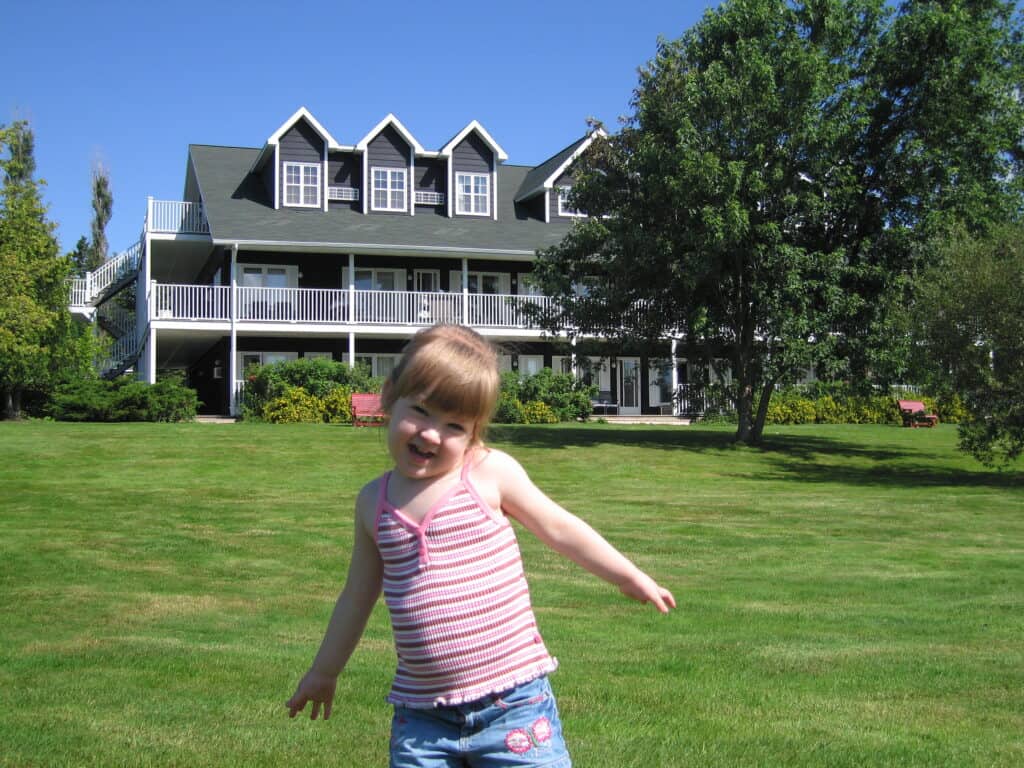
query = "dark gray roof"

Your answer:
(514, 135), (589, 202)
(190, 145), (573, 259)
